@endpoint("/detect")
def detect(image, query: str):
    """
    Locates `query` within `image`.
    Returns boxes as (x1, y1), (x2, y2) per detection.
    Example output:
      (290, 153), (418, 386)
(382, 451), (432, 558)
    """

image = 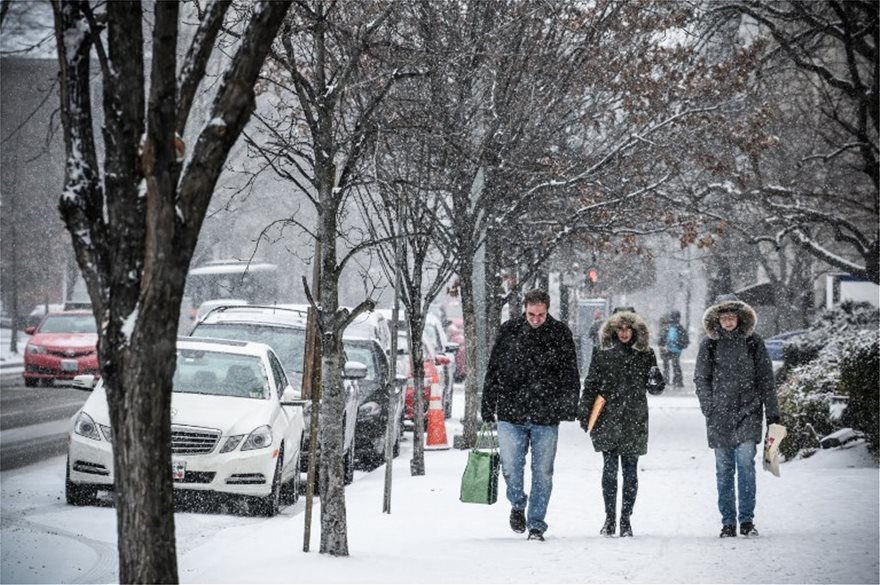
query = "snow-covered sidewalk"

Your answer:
(0, 327), (26, 373)
(1, 391), (878, 584)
